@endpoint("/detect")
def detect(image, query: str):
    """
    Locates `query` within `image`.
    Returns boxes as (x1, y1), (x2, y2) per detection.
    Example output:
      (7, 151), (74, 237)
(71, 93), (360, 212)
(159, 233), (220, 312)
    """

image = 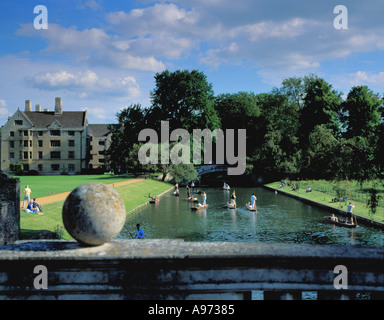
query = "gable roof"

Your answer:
(22, 111), (87, 128)
(89, 124), (111, 137)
